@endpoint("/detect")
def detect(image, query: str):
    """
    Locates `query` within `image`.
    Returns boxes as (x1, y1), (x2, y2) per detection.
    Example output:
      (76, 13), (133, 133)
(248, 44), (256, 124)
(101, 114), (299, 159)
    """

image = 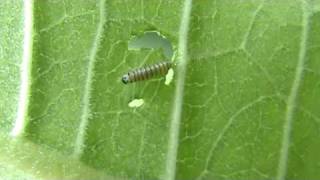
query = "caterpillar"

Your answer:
(122, 61), (173, 84)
